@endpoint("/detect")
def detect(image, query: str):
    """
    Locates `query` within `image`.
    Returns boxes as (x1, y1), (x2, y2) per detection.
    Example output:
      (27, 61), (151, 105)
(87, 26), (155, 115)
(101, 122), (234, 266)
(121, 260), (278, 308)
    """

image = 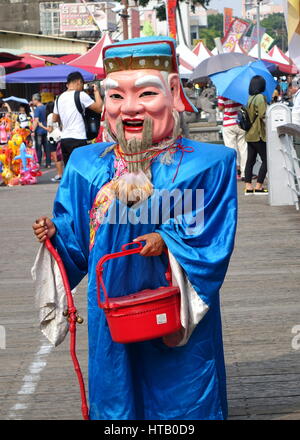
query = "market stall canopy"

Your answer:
(19, 53), (64, 68)
(0, 60), (28, 70)
(68, 33), (113, 78)
(59, 54), (81, 63)
(248, 44), (297, 74)
(268, 45), (298, 74)
(179, 64), (193, 79)
(176, 43), (200, 69)
(231, 42), (247, 54)
(192, 41), (212, 63)
(2, 64), (95, 83)
(18, 53), (45, 68)
(0, 52), (22, 62)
